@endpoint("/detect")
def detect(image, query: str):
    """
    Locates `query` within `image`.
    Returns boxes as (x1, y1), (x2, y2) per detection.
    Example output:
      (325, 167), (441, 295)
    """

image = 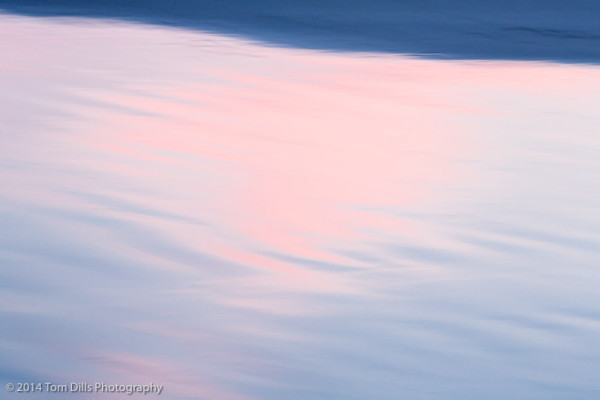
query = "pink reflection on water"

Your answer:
(79, 351), (249, 400)
(74, 50), (475, 276)
(79, 56), (474, 294)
